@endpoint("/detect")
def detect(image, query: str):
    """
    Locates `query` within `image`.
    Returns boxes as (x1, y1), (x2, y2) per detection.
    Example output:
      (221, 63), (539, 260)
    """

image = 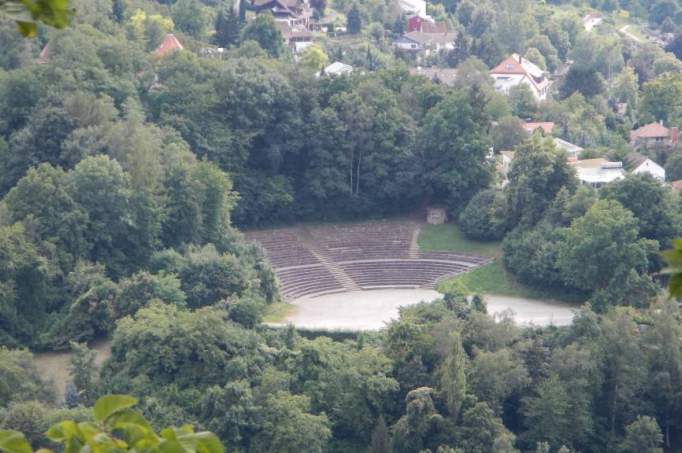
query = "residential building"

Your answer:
(393, 35), (422, 52)
(554, 138), (583, 157)
(408, 67), (458, 86)
(630, 122), (680, 149)
(393, 31), (457, 53)
(399, 0), (426, 17)
(625, 152), (666, 181)
(522, 121), (555, 135)
(154, 34), (184, 58)
(570, 158), (625, 188)
(252, 0), (311, 27)
(275, 22), (313, 50)
(671, 180), (682, 191)
(407, 15), (447, 33)
(490, 54), (551, 100)
(582, 12), (603, 32)
(322, 61), (353, 76)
